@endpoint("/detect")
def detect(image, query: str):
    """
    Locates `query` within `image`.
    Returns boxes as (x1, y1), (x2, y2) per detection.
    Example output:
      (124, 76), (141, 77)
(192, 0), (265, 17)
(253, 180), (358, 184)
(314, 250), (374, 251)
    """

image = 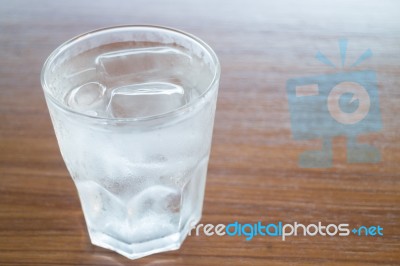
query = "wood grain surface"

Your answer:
(0, 0), (399, 265)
